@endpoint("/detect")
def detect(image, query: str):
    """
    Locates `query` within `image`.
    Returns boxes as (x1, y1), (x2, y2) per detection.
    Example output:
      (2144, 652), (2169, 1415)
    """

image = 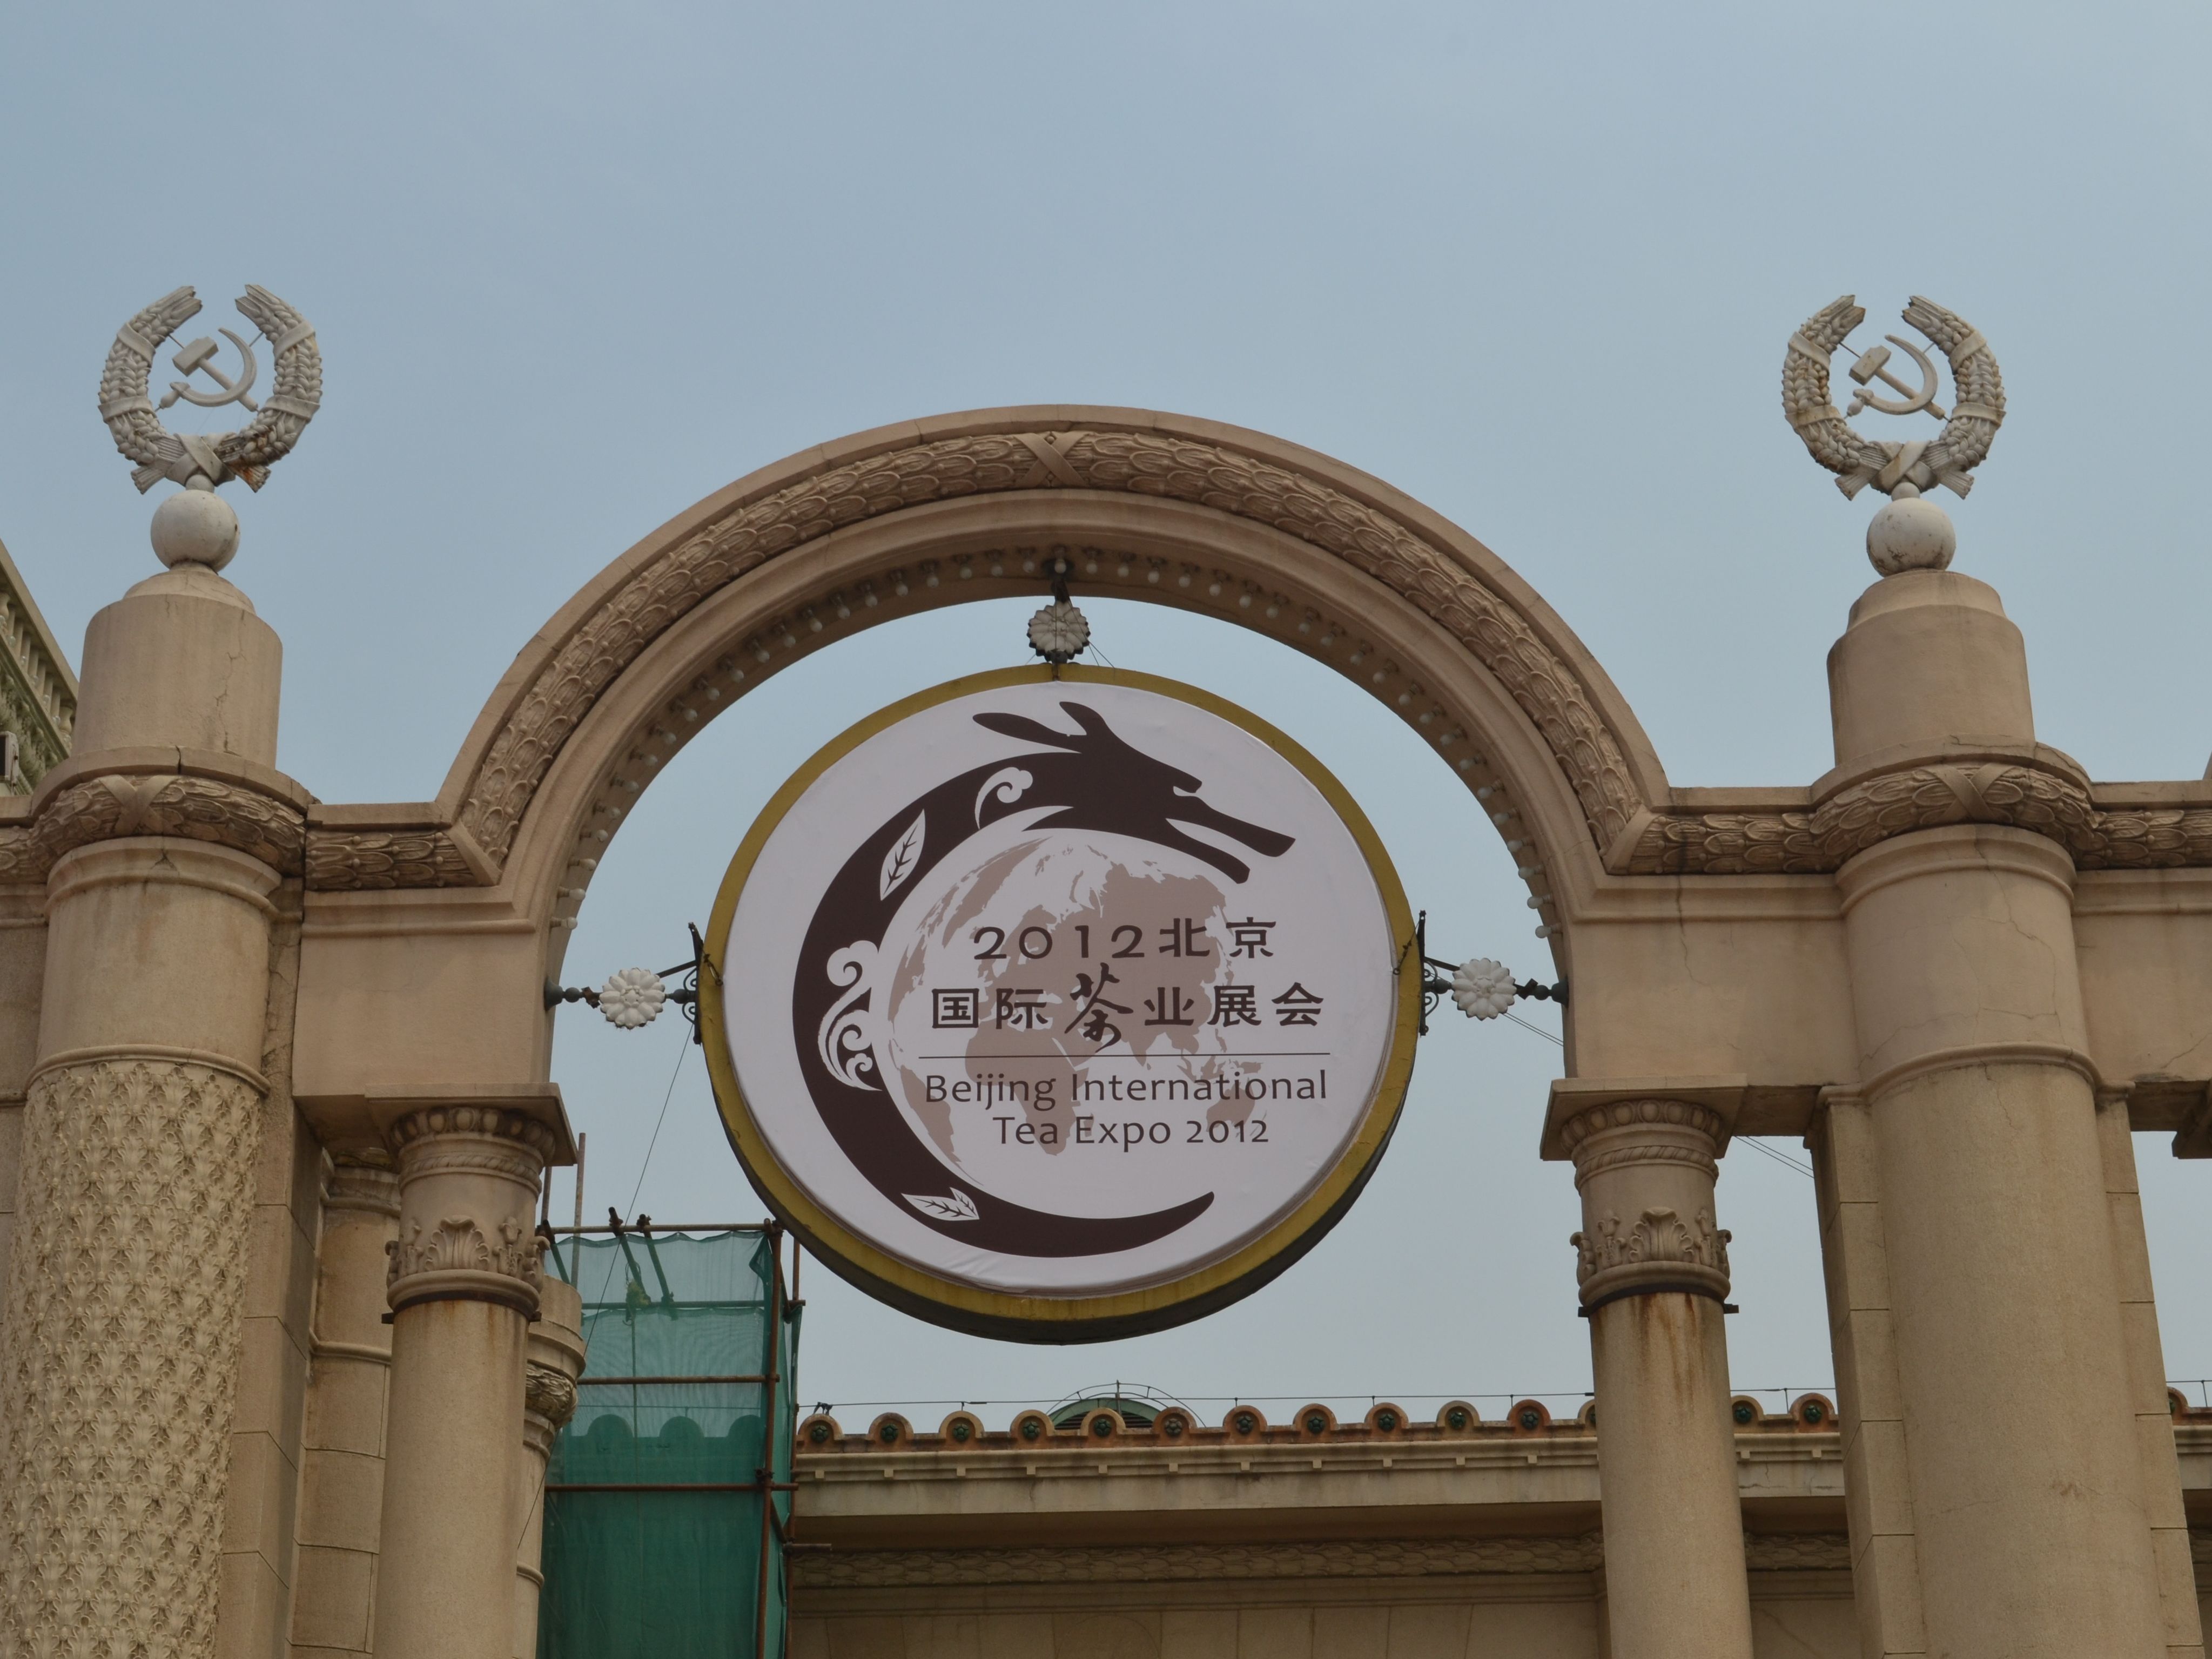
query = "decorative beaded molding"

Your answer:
(1567, 1141), (1719, 1185)
(0, 1057), (264, 1658)
(1557, 1098), (1726, 1158)
(1742, 1533), (1853, 1573)
(433, 426), (1644, 885)
(790, 1531), (1854, 1590)
(794, 1534), (1609, 1588)
(388, 1104), (561, 1172)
